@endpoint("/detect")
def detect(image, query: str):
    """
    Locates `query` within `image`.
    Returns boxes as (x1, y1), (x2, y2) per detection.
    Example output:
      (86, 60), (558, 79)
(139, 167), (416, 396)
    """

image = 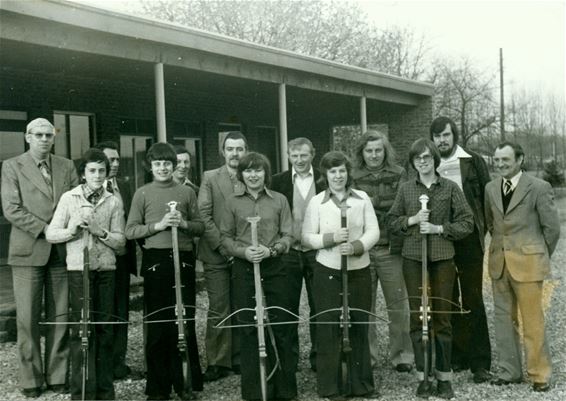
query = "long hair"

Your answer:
(353, 130), (397, 169)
